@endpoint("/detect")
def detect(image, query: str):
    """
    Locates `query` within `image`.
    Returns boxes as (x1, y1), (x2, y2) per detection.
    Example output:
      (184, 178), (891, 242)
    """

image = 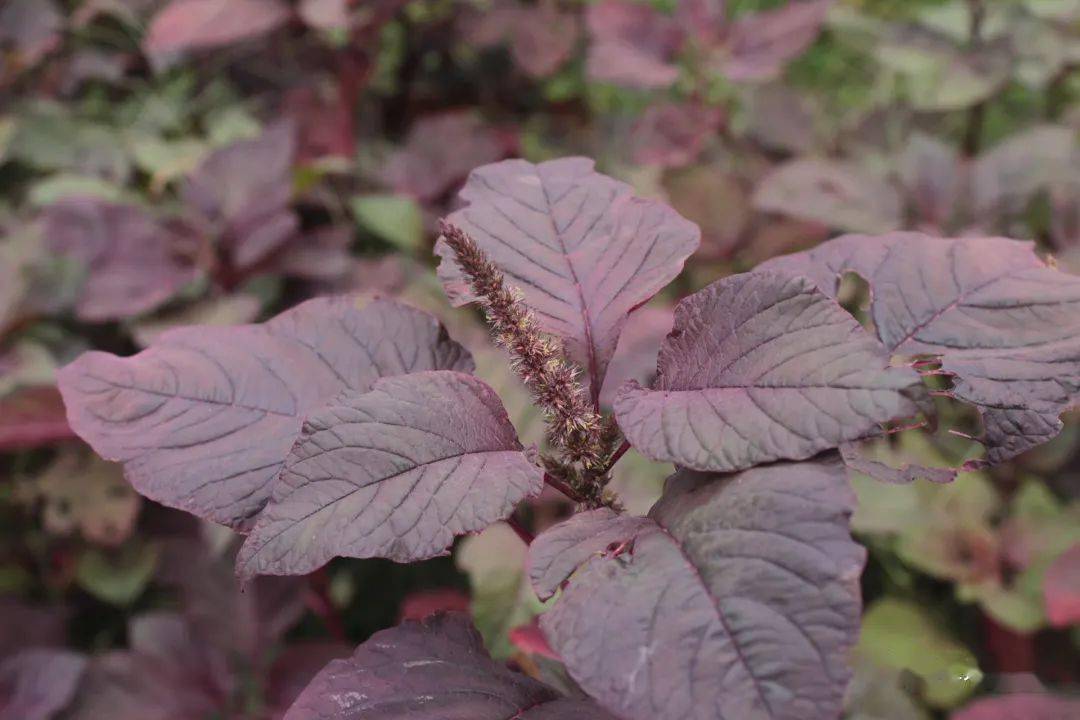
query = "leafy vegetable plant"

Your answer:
(57, 157), (1080, 720)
